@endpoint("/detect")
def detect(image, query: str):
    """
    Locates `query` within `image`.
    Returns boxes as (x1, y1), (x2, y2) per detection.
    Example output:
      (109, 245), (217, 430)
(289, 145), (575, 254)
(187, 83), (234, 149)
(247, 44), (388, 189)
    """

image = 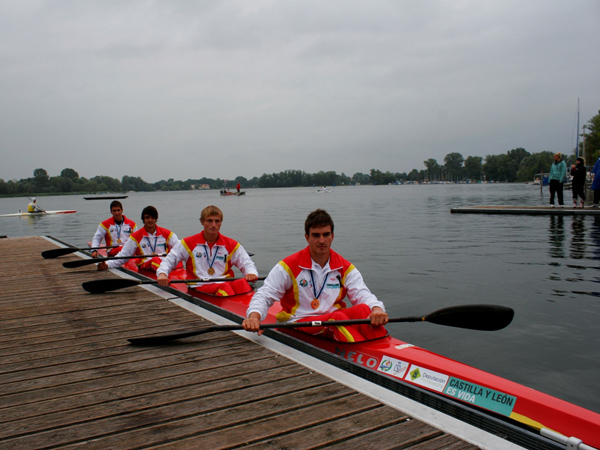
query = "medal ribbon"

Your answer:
(309, 270), (327, 304)
(203, 244), (219, 273)
(114, 220), (123, 242)
(146, 235), (158, 253)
